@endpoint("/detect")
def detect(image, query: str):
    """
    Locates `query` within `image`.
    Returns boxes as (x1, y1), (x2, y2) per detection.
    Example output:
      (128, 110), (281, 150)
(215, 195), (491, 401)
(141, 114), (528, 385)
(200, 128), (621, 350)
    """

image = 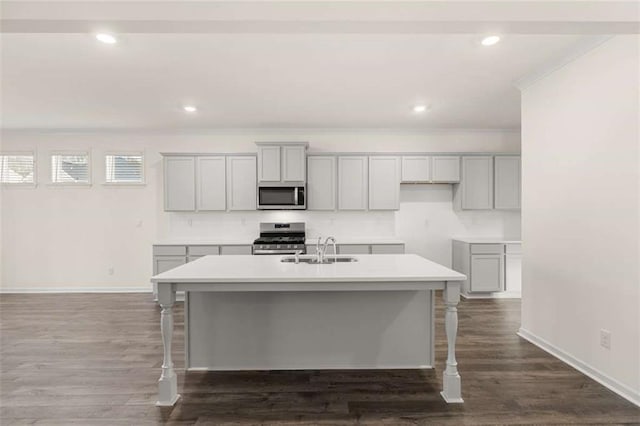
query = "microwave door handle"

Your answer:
(294, 188), (299, 205)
